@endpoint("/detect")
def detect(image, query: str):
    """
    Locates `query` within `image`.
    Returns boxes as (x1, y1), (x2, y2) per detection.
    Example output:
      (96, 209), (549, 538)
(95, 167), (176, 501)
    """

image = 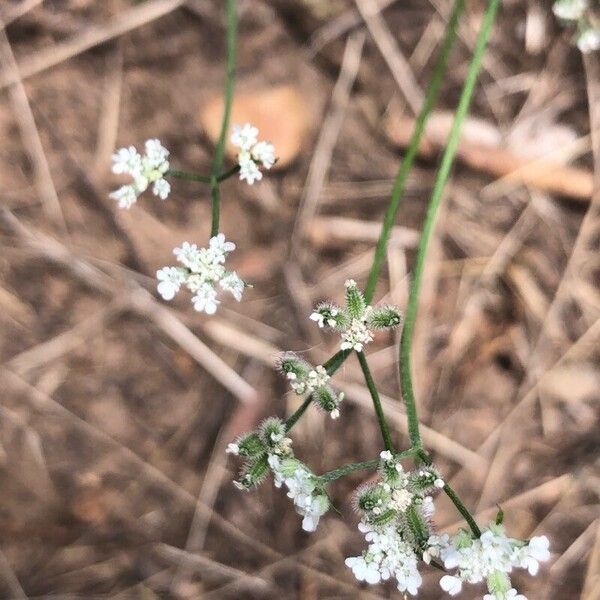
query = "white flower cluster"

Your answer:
(269, 455), (330, 532)
(227, 418), (330, 532)
(231, 123), (276, 185)
(310, 280), (402, 352)
(346, 521), (423, 595)
(552, 0), (600, 52)
(110, 139), (170, 208)
(345, 452), (445, 595)
(156, 234), (244, 314)
(277, 353), (344, 419)
(439, 526), (550, 599)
